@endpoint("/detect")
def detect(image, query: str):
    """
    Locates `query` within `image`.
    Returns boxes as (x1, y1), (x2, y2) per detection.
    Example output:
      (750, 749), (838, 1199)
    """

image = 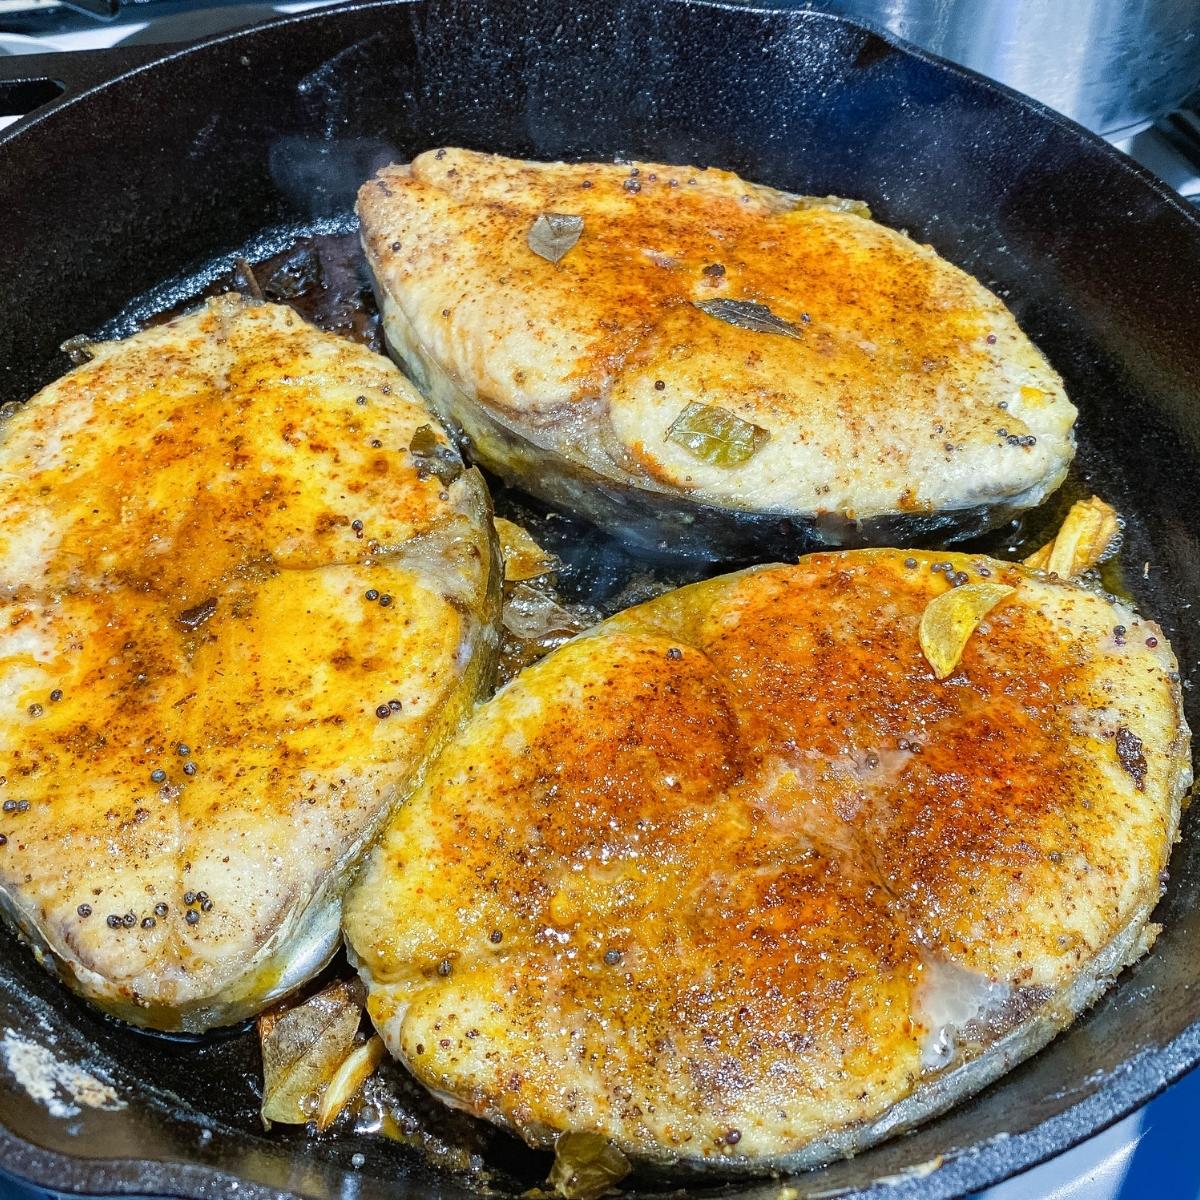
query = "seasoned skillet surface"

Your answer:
(1, 2), (1199, 1198)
